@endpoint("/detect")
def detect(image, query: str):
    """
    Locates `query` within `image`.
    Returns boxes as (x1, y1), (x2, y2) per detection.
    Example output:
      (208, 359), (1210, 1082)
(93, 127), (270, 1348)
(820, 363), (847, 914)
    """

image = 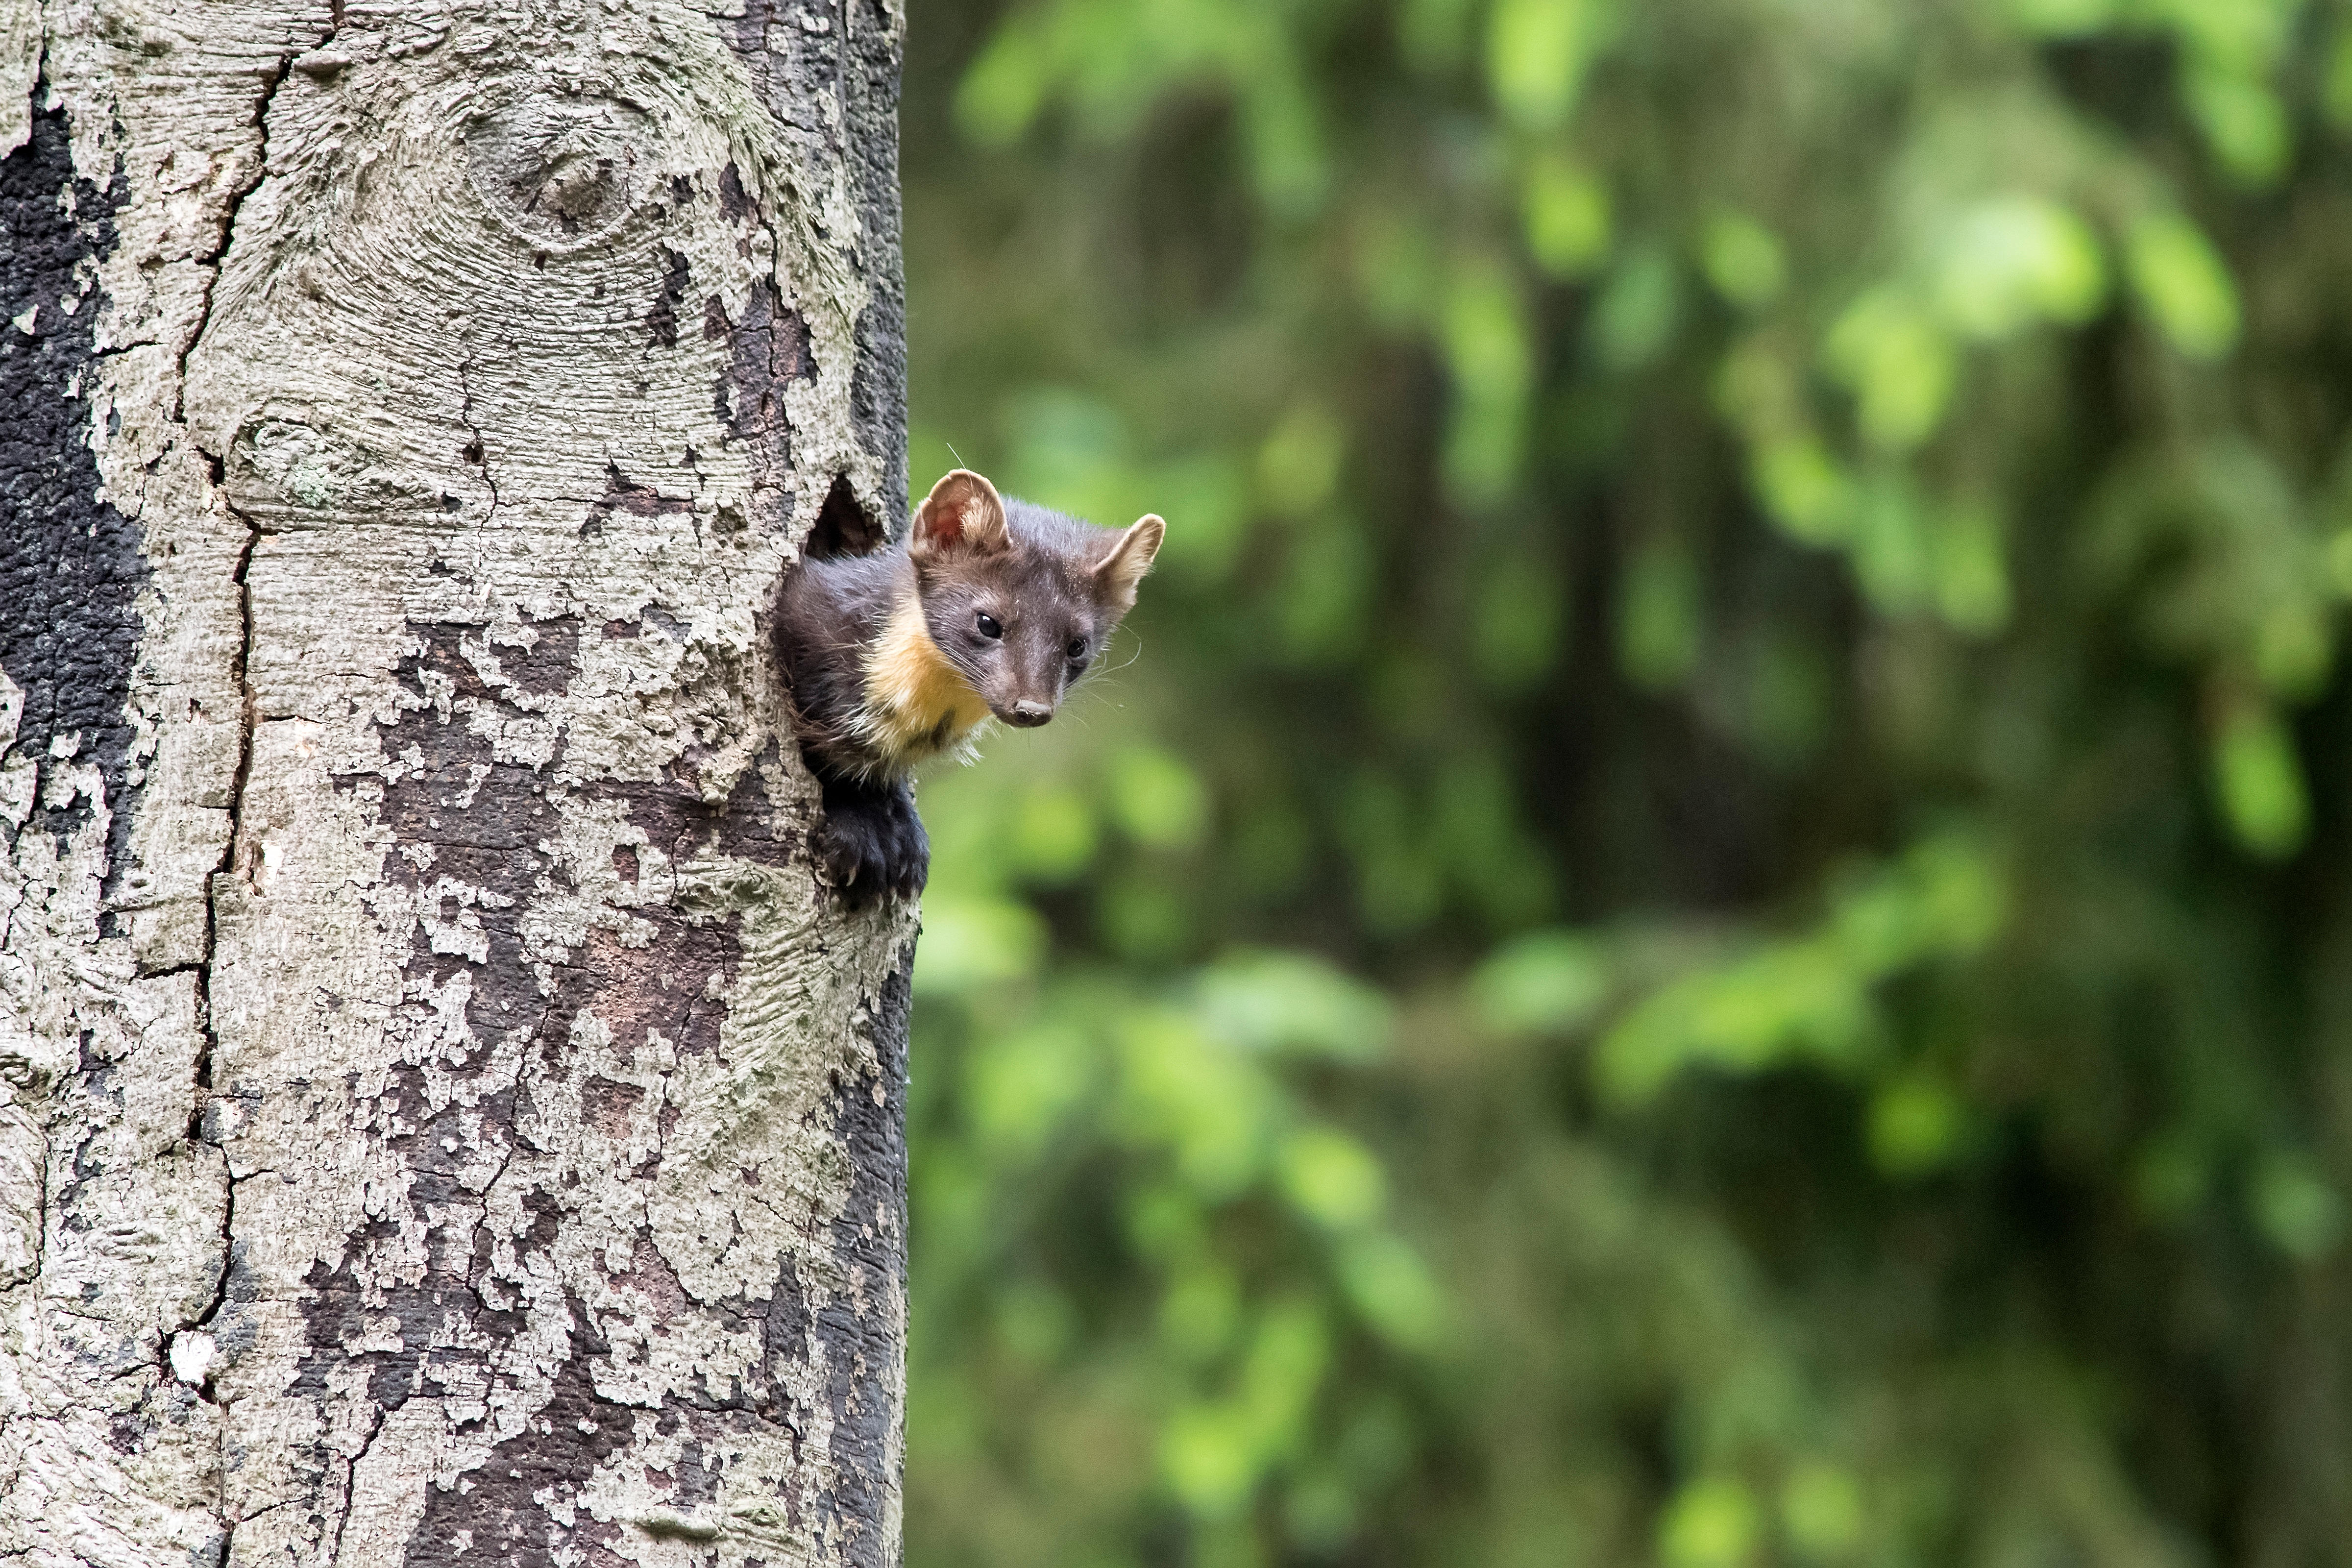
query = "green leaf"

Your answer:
(1931, 499), (2013, 635)
(1825, 290), (1956, 451)
(1592, 246), (1680, 370)
(2254, 605), (2330, 700)
(1752, 436), (1858, 545)
(1110, 746), (1213, 851)
(2253, 1155), (2345, 1260)
(1781, 1464), (1865, 1557)
(1193, 951), (1395, 1061)
(1660, 1477), (1763, 1568)
(2183, 59), (2291, 187)
(1160, 1259), (1244, 1362)
(1161, 1401), (1261, 1519)
(954, 19), (1049, 146)
(1851, 466), (1931, 612)
(1470, 929), (1611, 1035)
(1278, 1126), (1388, 1230)
(1931, 196), (2105, 338)
(1487, 0), (1597, 130)
(1701, 213), (1787, 310)
(1441, 259), (1537, 502)
(2212, 701), (2309, 859)
(1618, 538), (1702, 690)
(2127, 212), (2241, 359)
(2326, 24), (2352, 129)
(1336, 1234), (1445, 1349)
(1115, 1011), (1278, 1197)
(1597, 834), (2001, 1106)
(1523, 153), (1612, 277)
(911, 896), (1048, 997)
(1867, 1077), (1968, 1178)
(1239, 1297), (1331, 1450)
